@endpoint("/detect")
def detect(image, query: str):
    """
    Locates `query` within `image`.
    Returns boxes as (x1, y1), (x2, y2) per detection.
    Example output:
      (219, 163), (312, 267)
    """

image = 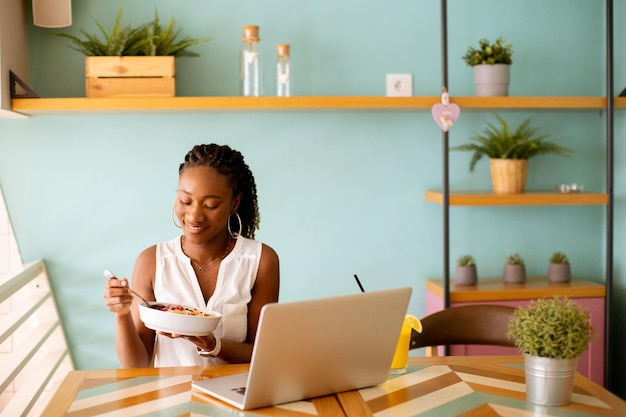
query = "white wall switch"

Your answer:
(386, 74), (413, 97)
